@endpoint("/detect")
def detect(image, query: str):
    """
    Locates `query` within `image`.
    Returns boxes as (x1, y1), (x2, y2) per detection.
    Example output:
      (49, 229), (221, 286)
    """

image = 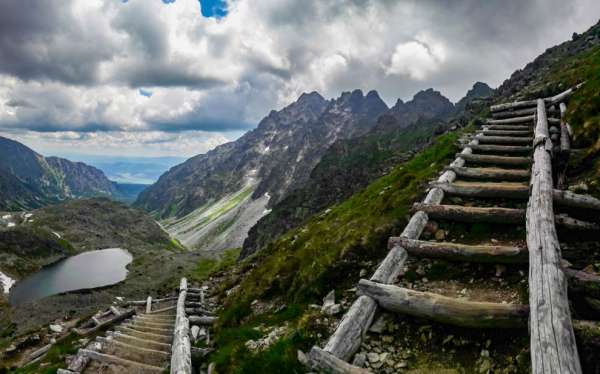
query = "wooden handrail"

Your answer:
(527, 100), (581, 374)
(171, 278), (191, 374)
